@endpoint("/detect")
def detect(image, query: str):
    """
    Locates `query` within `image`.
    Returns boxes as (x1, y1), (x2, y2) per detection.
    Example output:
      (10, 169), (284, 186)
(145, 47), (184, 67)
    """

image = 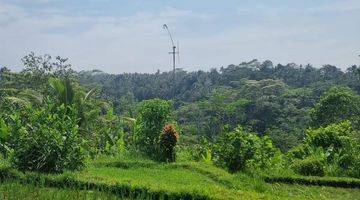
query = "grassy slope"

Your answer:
(0, 182), (122, 200)
(74, 155), (360, 200)
(77, 156), (249, 199)
(1, 155), (360, 199)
